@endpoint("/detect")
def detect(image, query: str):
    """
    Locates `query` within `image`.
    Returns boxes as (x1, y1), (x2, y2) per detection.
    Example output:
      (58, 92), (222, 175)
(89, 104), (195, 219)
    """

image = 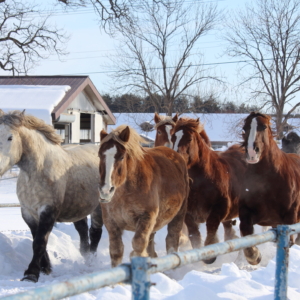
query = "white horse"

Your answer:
(0, 110), (103, 282)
